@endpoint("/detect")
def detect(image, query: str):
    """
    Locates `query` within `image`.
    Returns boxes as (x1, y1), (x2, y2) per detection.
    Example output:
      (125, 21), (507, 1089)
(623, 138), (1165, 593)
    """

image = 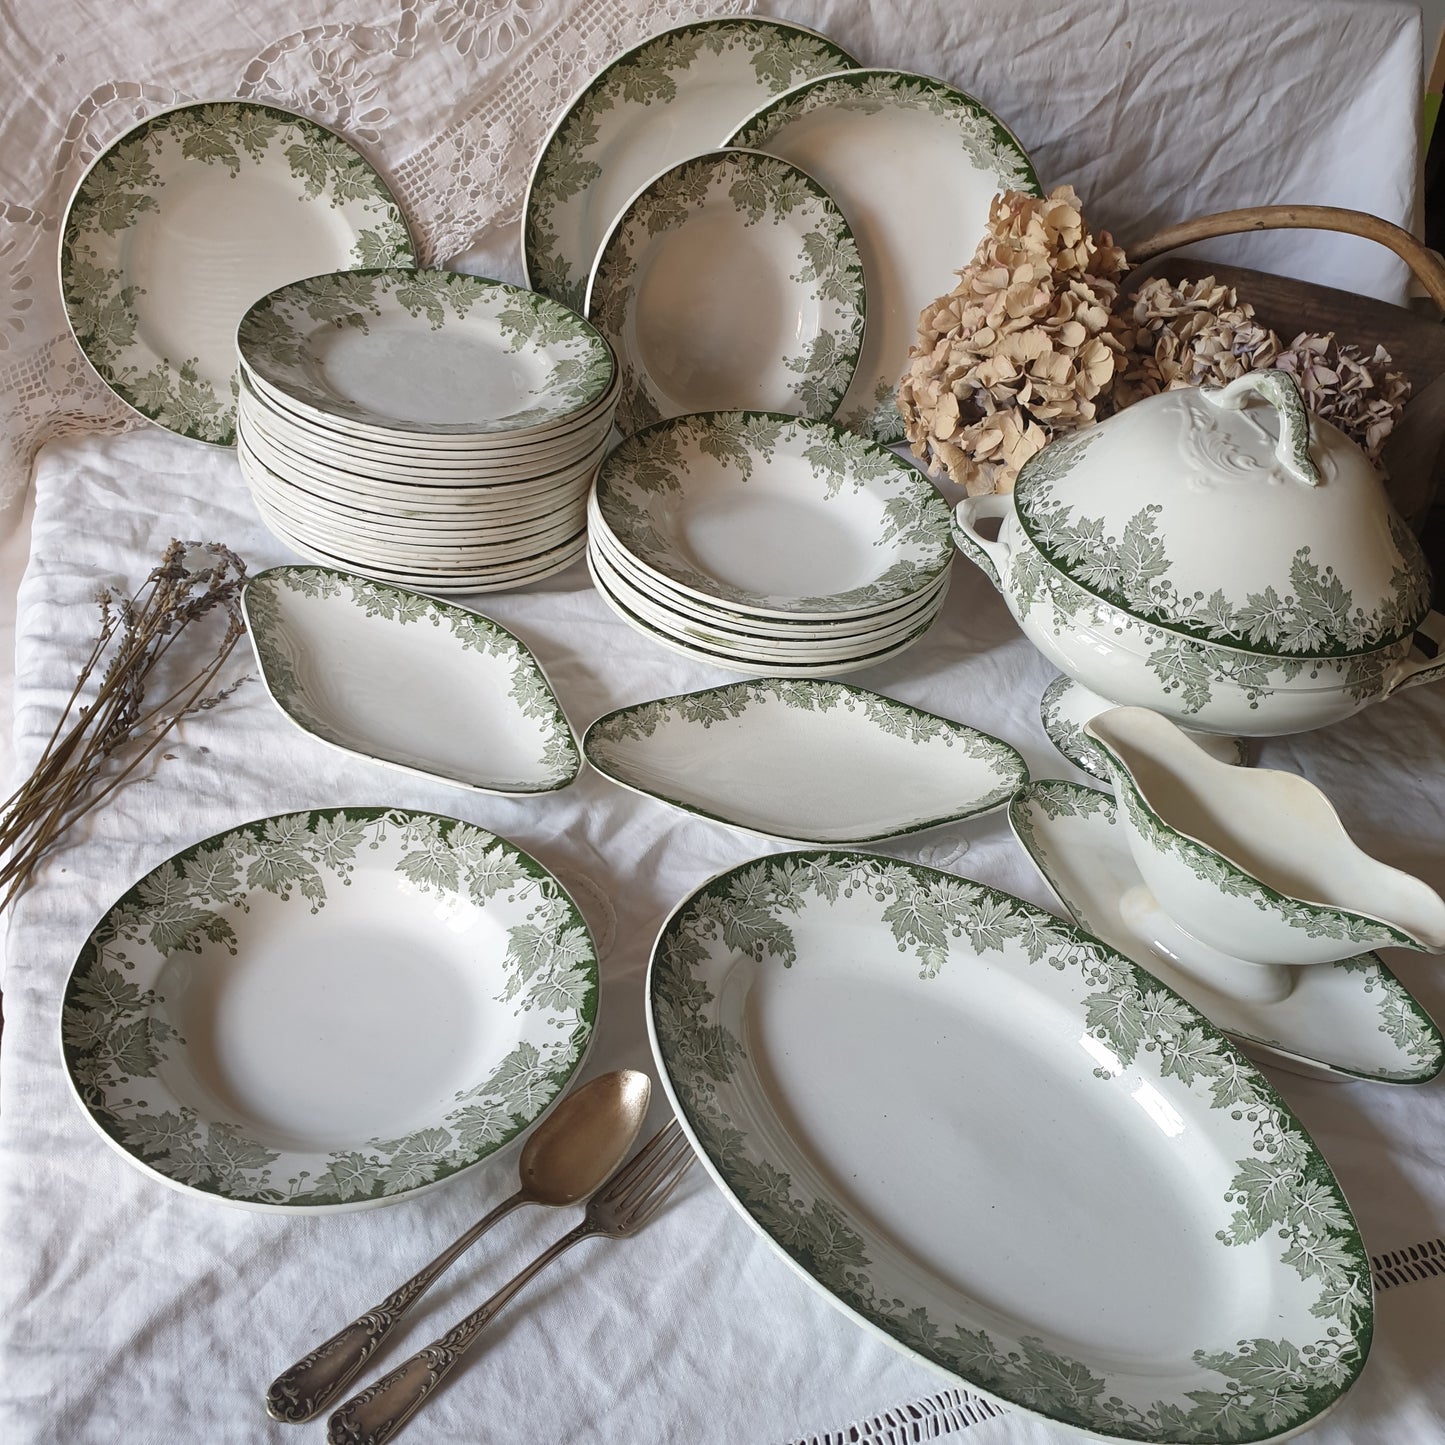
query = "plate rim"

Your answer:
(61, 803), (600, 1212)
(521, 14), (859, 307)
(58, 98), (416, 447)
(582, 145), (866, 436)
(582, 678), (1026, 845)
(647, 846), (1374, 1442)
